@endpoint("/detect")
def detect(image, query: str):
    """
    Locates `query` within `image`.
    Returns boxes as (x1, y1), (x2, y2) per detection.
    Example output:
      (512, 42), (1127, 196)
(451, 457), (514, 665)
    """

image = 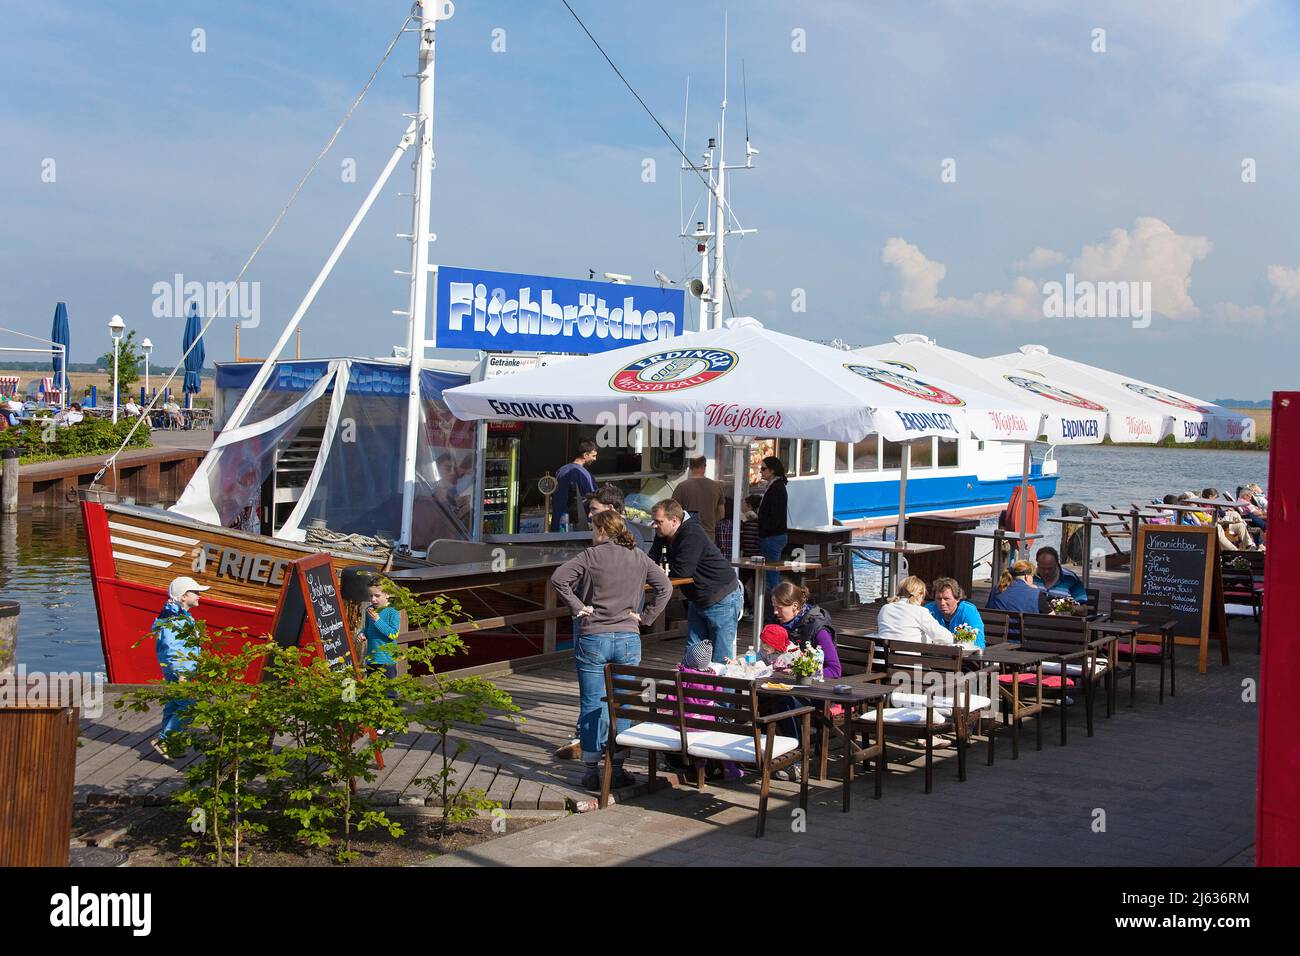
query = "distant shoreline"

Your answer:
(1097, 437), (1268, 452)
